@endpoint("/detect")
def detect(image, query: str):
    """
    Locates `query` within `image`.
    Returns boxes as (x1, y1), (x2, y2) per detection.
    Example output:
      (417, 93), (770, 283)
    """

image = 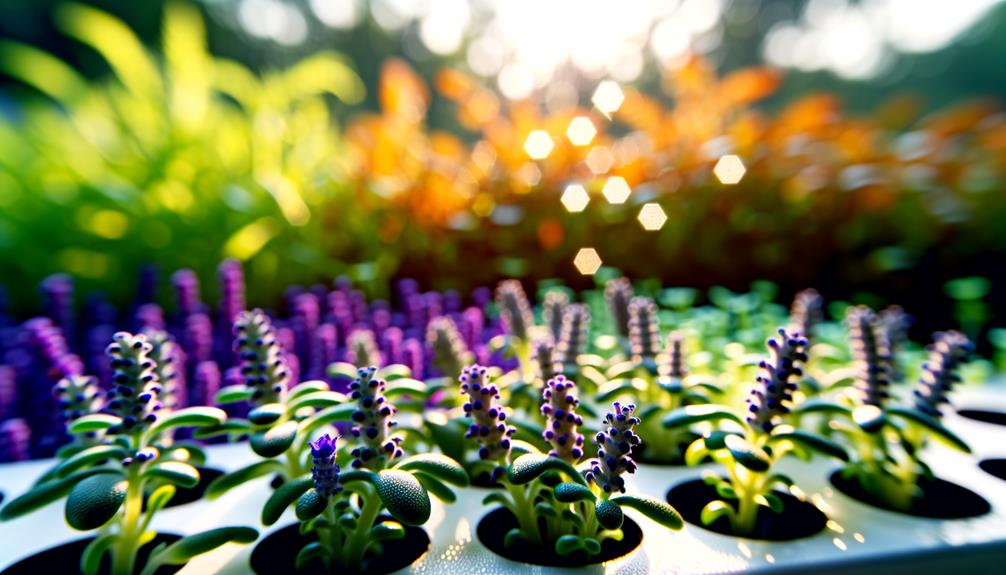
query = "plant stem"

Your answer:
(112, 437), (145, 575)
(343, 484), (382, 569)
(505, 481), (542, 547)
(319, 499), (339, 569)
